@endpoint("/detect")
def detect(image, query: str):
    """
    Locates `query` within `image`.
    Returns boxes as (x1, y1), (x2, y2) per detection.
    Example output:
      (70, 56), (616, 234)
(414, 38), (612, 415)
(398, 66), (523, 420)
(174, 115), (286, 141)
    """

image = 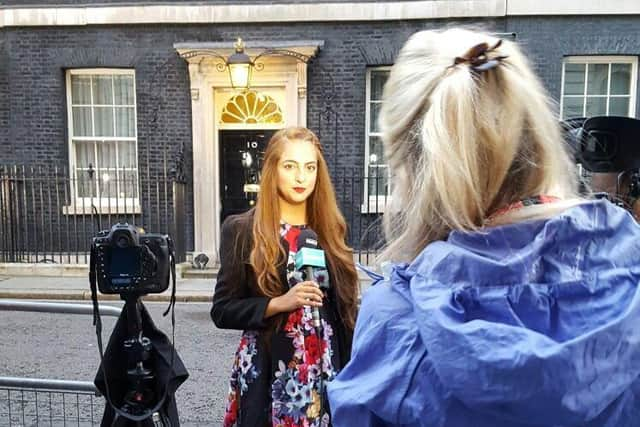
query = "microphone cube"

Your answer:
(295, 247), (326, 271)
